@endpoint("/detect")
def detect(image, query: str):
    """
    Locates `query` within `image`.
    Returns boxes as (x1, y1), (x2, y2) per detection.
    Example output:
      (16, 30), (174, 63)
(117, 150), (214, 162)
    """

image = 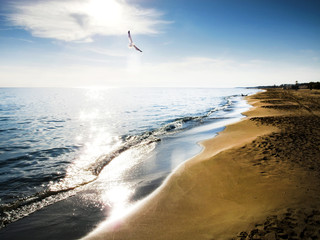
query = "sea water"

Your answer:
(0, 87), (259, 237)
